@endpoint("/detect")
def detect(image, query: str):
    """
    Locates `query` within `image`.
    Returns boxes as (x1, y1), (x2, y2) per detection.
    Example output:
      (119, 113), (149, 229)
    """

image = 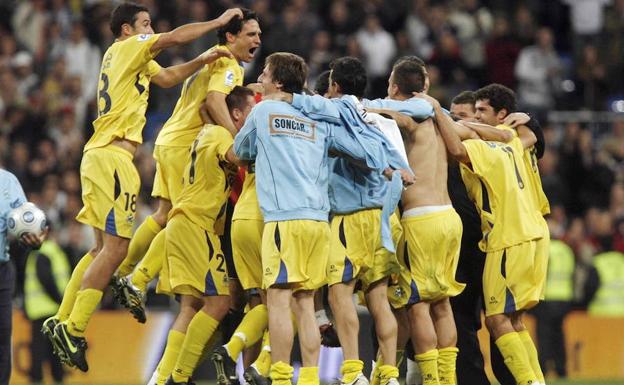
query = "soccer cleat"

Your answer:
(244, 366), (271, 385)
(212, 346), (240, 385)
(110, 274), (128, 307)
(53, 322), (88, 372)
(42, 316), (72, 366)
(320, 323), (341, 347)
(119, 276), (147, 323)
(343, 373), (369, 385)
